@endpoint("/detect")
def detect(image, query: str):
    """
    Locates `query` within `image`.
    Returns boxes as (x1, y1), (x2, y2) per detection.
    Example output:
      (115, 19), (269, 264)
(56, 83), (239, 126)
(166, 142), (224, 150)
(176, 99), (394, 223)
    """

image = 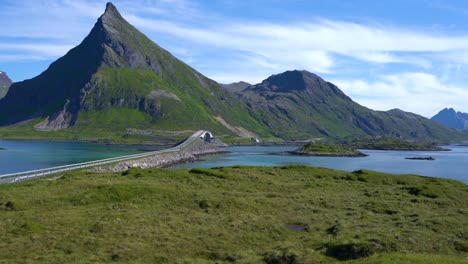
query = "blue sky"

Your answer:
(1, 0), (468, 117)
